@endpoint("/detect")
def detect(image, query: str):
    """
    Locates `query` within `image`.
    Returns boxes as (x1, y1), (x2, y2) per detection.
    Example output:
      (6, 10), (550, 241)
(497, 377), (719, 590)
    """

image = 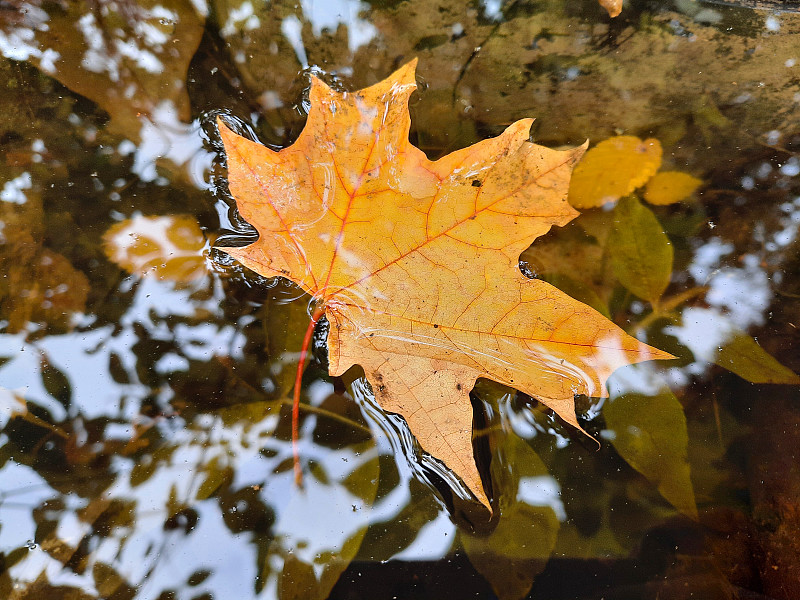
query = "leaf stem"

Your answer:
(212, 355), (371, 436)
(632, 286), (708, 333)
(293, 305), (326, 487)
(279, 398), (371, 433)
(659, 286), (708, 312)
